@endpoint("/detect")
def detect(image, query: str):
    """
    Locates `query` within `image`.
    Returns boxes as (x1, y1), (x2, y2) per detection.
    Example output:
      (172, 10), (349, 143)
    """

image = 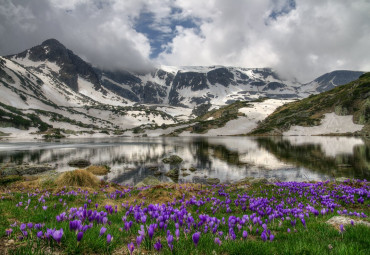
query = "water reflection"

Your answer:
(0, 136), (368, 185)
